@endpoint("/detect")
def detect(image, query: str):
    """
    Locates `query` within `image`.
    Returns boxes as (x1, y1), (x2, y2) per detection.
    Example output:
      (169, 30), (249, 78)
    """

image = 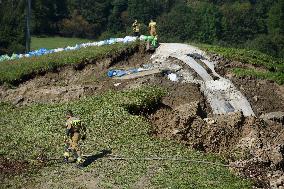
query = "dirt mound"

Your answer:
(211, 53), (284, 117)
(150, 100), (284, 187)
